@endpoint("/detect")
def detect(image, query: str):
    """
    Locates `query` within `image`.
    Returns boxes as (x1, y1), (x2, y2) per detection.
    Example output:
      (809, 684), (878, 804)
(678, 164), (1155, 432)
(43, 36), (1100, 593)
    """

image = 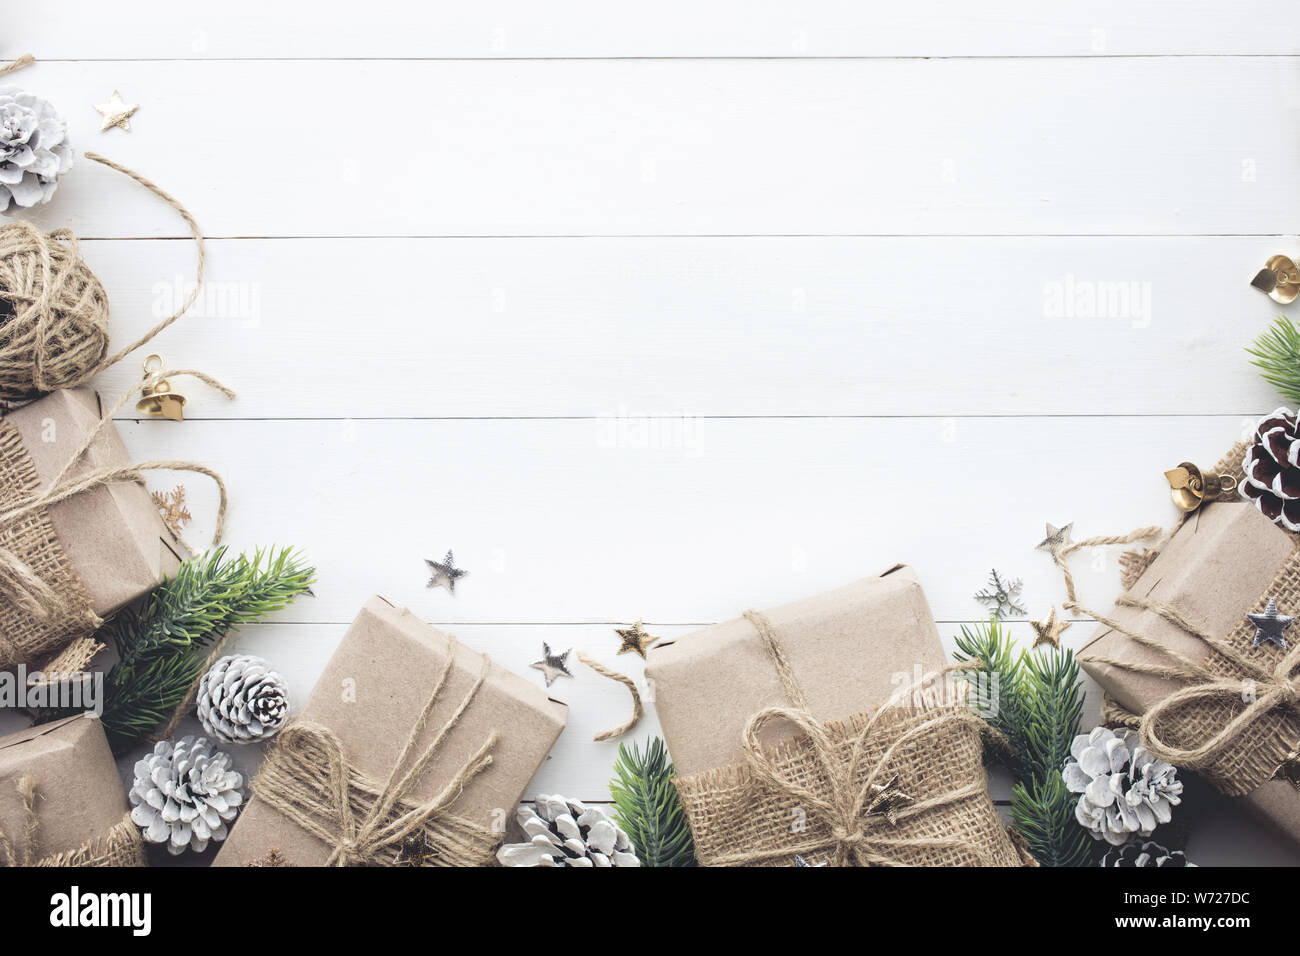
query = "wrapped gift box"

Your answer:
(0, 714), (142, 866)
(215, 596), (568, 866)
(0, 388), (182, 668)
(646, 566), (1023, 866)
(1078, 499), (1300, 844)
